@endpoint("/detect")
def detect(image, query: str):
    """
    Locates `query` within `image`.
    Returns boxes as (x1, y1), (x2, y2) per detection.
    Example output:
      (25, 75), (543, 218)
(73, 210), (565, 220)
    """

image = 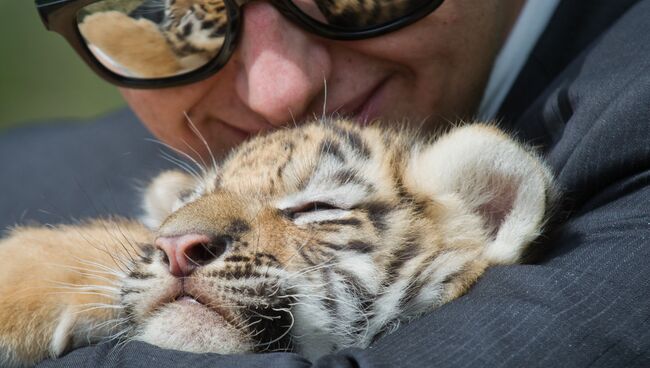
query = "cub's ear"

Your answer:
(405, 124), (557, 264)
(141, 170), (198, 229)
